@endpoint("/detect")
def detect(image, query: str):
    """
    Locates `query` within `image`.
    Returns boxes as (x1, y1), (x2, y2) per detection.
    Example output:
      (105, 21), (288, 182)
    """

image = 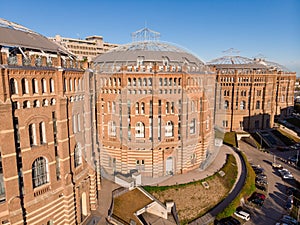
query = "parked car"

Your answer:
(253, 192), (266, 200)
(285, 201), (293, 211)
(281, 215), (298, 225)
(234, 210), (250, 221)
(278, 168), (289, 176)
(218, 216), (241, 225)
(249, 196), (264, 206)
(256, 178), (268, 186)
(256, 184), (267, 192)
(272, 163), (283, 169)
(286, 186), (297, 196)
(256, 173), (267, 179)
(282, 172), (294, 180)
